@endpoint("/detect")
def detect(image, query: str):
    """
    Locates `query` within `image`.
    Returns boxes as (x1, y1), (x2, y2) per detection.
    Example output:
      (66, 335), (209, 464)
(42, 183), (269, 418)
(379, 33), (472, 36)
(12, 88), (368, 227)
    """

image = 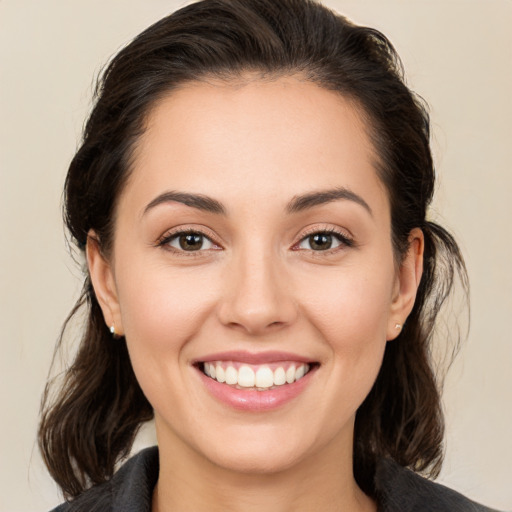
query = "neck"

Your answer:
(152, 427), (376, 512)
